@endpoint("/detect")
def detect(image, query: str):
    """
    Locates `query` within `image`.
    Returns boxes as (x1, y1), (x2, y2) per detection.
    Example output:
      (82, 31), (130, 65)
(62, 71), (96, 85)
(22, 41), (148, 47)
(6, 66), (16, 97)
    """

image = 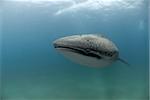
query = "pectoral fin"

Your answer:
(118, 58), (130, 66)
